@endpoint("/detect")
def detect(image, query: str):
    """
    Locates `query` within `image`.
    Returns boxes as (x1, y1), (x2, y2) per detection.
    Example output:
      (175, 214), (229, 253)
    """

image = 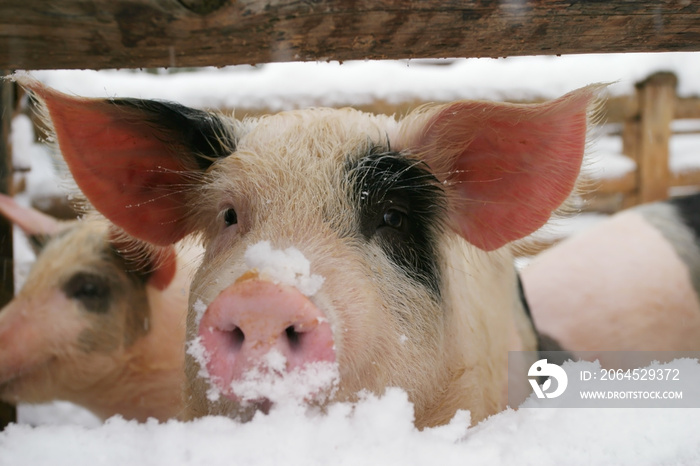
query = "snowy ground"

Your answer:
(3, 53), (700, 463)
(3, 389), (699, 466)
